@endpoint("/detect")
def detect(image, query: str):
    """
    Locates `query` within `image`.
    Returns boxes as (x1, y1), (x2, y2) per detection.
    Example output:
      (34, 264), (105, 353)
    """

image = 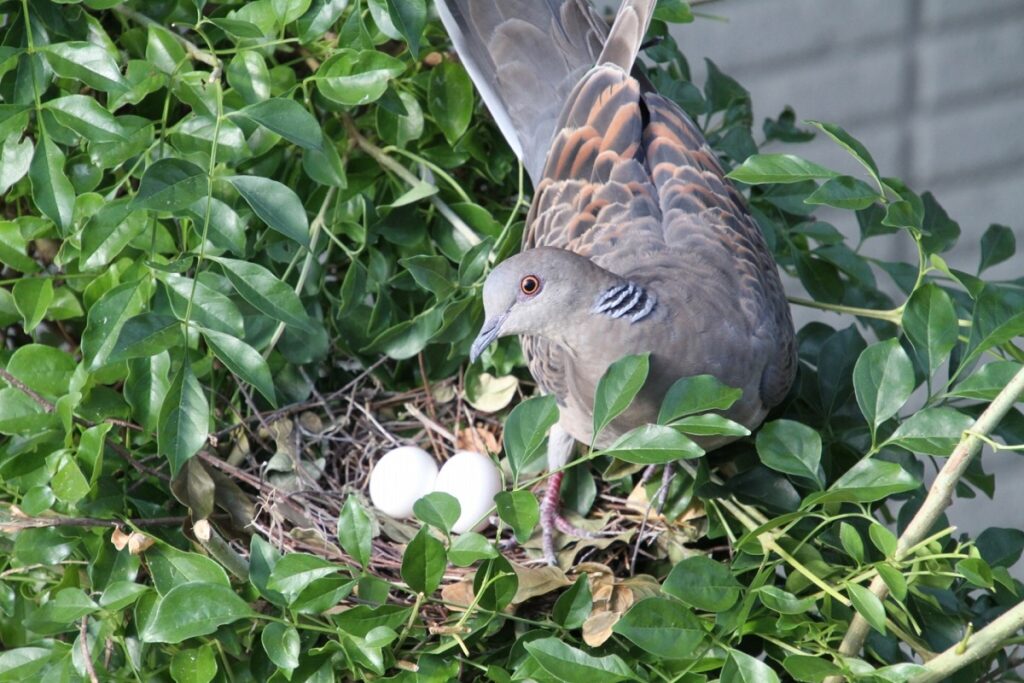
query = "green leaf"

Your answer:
(756, 419), (823, 487)
(448, 532), (498, 567)
(261, 622), (300, 673)
(384, 0), (425, 57)
(40, 42), (126, 92)
(316, 49), (405, 106)
(592, 353), (650, 439)
(804, 459), (919, 506)
(5, 344), (75, 398)
(552, 575), (592, 629)
(108, 313), (180, 364)
(29, 133), (74, 233)
(902, 284), (958, 379)
(846, 583), (886, 634)
(963, 286), (1024, 367)
(80, 199), (148, 269)
(163, 274), (244, 337)
(663, 555), (741, 612)
(494, 490), (539, 543)
(81, 280), (148, 370)
(226, 175), (310, 246)
(0, 133), (32, 196)
(157, 361), (209, 475)
(654, 0), (694, 23)
(669, 414), (751, 437)
(209, 256), (316, 331)
(401, 527), (446, 595)
(658, 374), (742, 424)
(12, 277), (54, 331)
(399, 255), (455, 297)
(956, 557), (994, 589)
(853, 339), (915, 438)
(142, 582), (253, 643)
(200, 327), (277, 406)
(413, 491), (461, 533)
(169, 645), (217, 683)
(126, 353), (172, 433)
(949, 361), (1023, 401)
(804, 175), (881, 210)
(44, 95), (127, 142)
(146, 25), (186, 75)
(722, 649), (781, 683)
(876, 564), (907, 601)
(807, 120), (880, 187)
(755, 585), (816, 615)
(885, 407), (972, 456)
(604, 424), (703, 465)
(503, 394), (559, 479)
(919, 191), (960, 254)
(267, 553), (341, 601)
(839, 522), (865, 564)
(869, 523), (898, 558)
(99, 582), (150, 611)
(226, 50), (270, 104)
(338, 495), (373, 569)
(24, 587), (97, 633)
(238, 98), (323, 150)
(132, 158), (207, 212)
(782, 655), (843, 683)
(0, 648), (53, 681)
(978, 224), (1016, 273)
(428, 61), (474, 144)
(524, 638), (634, 683)
(297, 0), (350, 42)
(612, 597), (704, 658)
(726, 153), (838, 184)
